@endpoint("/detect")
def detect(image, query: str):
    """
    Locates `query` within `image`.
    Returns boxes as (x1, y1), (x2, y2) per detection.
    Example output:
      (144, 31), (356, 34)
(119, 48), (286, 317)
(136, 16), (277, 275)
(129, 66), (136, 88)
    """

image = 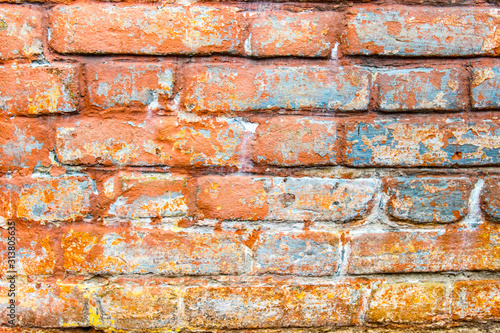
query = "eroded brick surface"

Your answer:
(49, 4), (245, 55)
(62, 227), (247, 275)
(376, 67), (466, 112)
(344, 118), (500, 167)
(452, 280), (500, 321)
(366, 283), (448, 324)
(345, 6), (500, 56)
(251, 117), (337, 166)
(384, 177), (472, 223)
(348, 225), (500, 274)
(196, 176), (379, 222)
(0, 5), (42, 60)
(184, 65), (371, 113)
(85, 63), (174, 110)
